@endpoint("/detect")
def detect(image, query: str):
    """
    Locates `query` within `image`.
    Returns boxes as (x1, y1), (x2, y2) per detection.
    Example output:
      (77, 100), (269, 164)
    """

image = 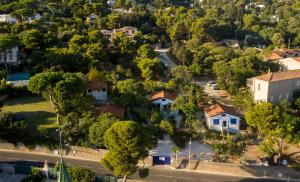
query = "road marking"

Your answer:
(154, 174), (211, 182)
(7, 157), (19, 160)
(80, 165), (92, 169)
